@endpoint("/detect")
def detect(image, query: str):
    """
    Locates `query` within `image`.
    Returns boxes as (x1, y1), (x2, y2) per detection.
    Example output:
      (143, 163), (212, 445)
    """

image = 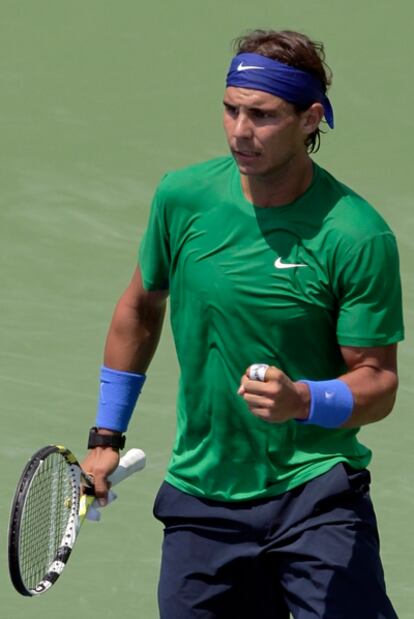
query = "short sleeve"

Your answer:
(335, 232), (404, 346)
(138, 178), (171, 291)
